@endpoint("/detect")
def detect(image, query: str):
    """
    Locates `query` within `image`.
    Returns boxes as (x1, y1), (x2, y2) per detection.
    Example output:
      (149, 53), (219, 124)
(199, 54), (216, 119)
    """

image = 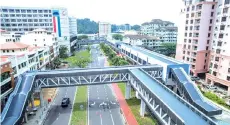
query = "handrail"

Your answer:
(139, 68), (217, 125)
(1, 75), (22, 121)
